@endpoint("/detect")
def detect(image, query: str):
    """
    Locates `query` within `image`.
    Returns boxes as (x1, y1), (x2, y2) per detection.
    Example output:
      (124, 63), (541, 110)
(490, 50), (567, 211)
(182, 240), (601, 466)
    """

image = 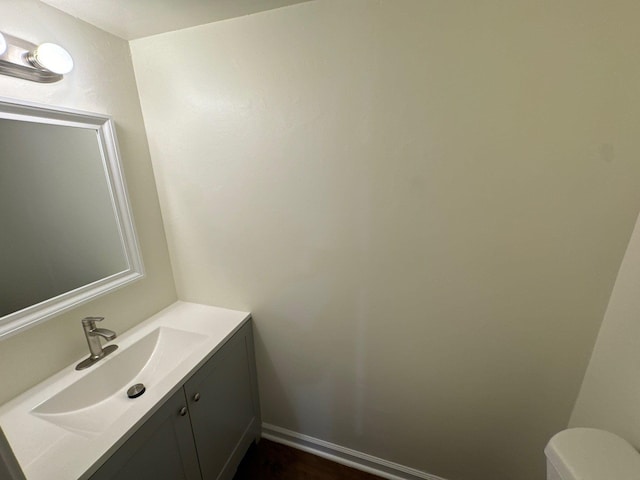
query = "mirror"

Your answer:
(0, 97), (144, 339)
